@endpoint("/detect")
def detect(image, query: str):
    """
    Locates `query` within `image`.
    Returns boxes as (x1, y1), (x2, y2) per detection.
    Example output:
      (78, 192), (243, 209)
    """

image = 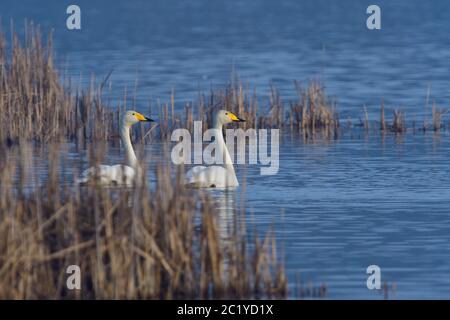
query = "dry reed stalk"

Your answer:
(391, 109), (406, 133)
(363, 105), (369, 131)
(380, 102), (386, 131)
(431, 102), (445, 132)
